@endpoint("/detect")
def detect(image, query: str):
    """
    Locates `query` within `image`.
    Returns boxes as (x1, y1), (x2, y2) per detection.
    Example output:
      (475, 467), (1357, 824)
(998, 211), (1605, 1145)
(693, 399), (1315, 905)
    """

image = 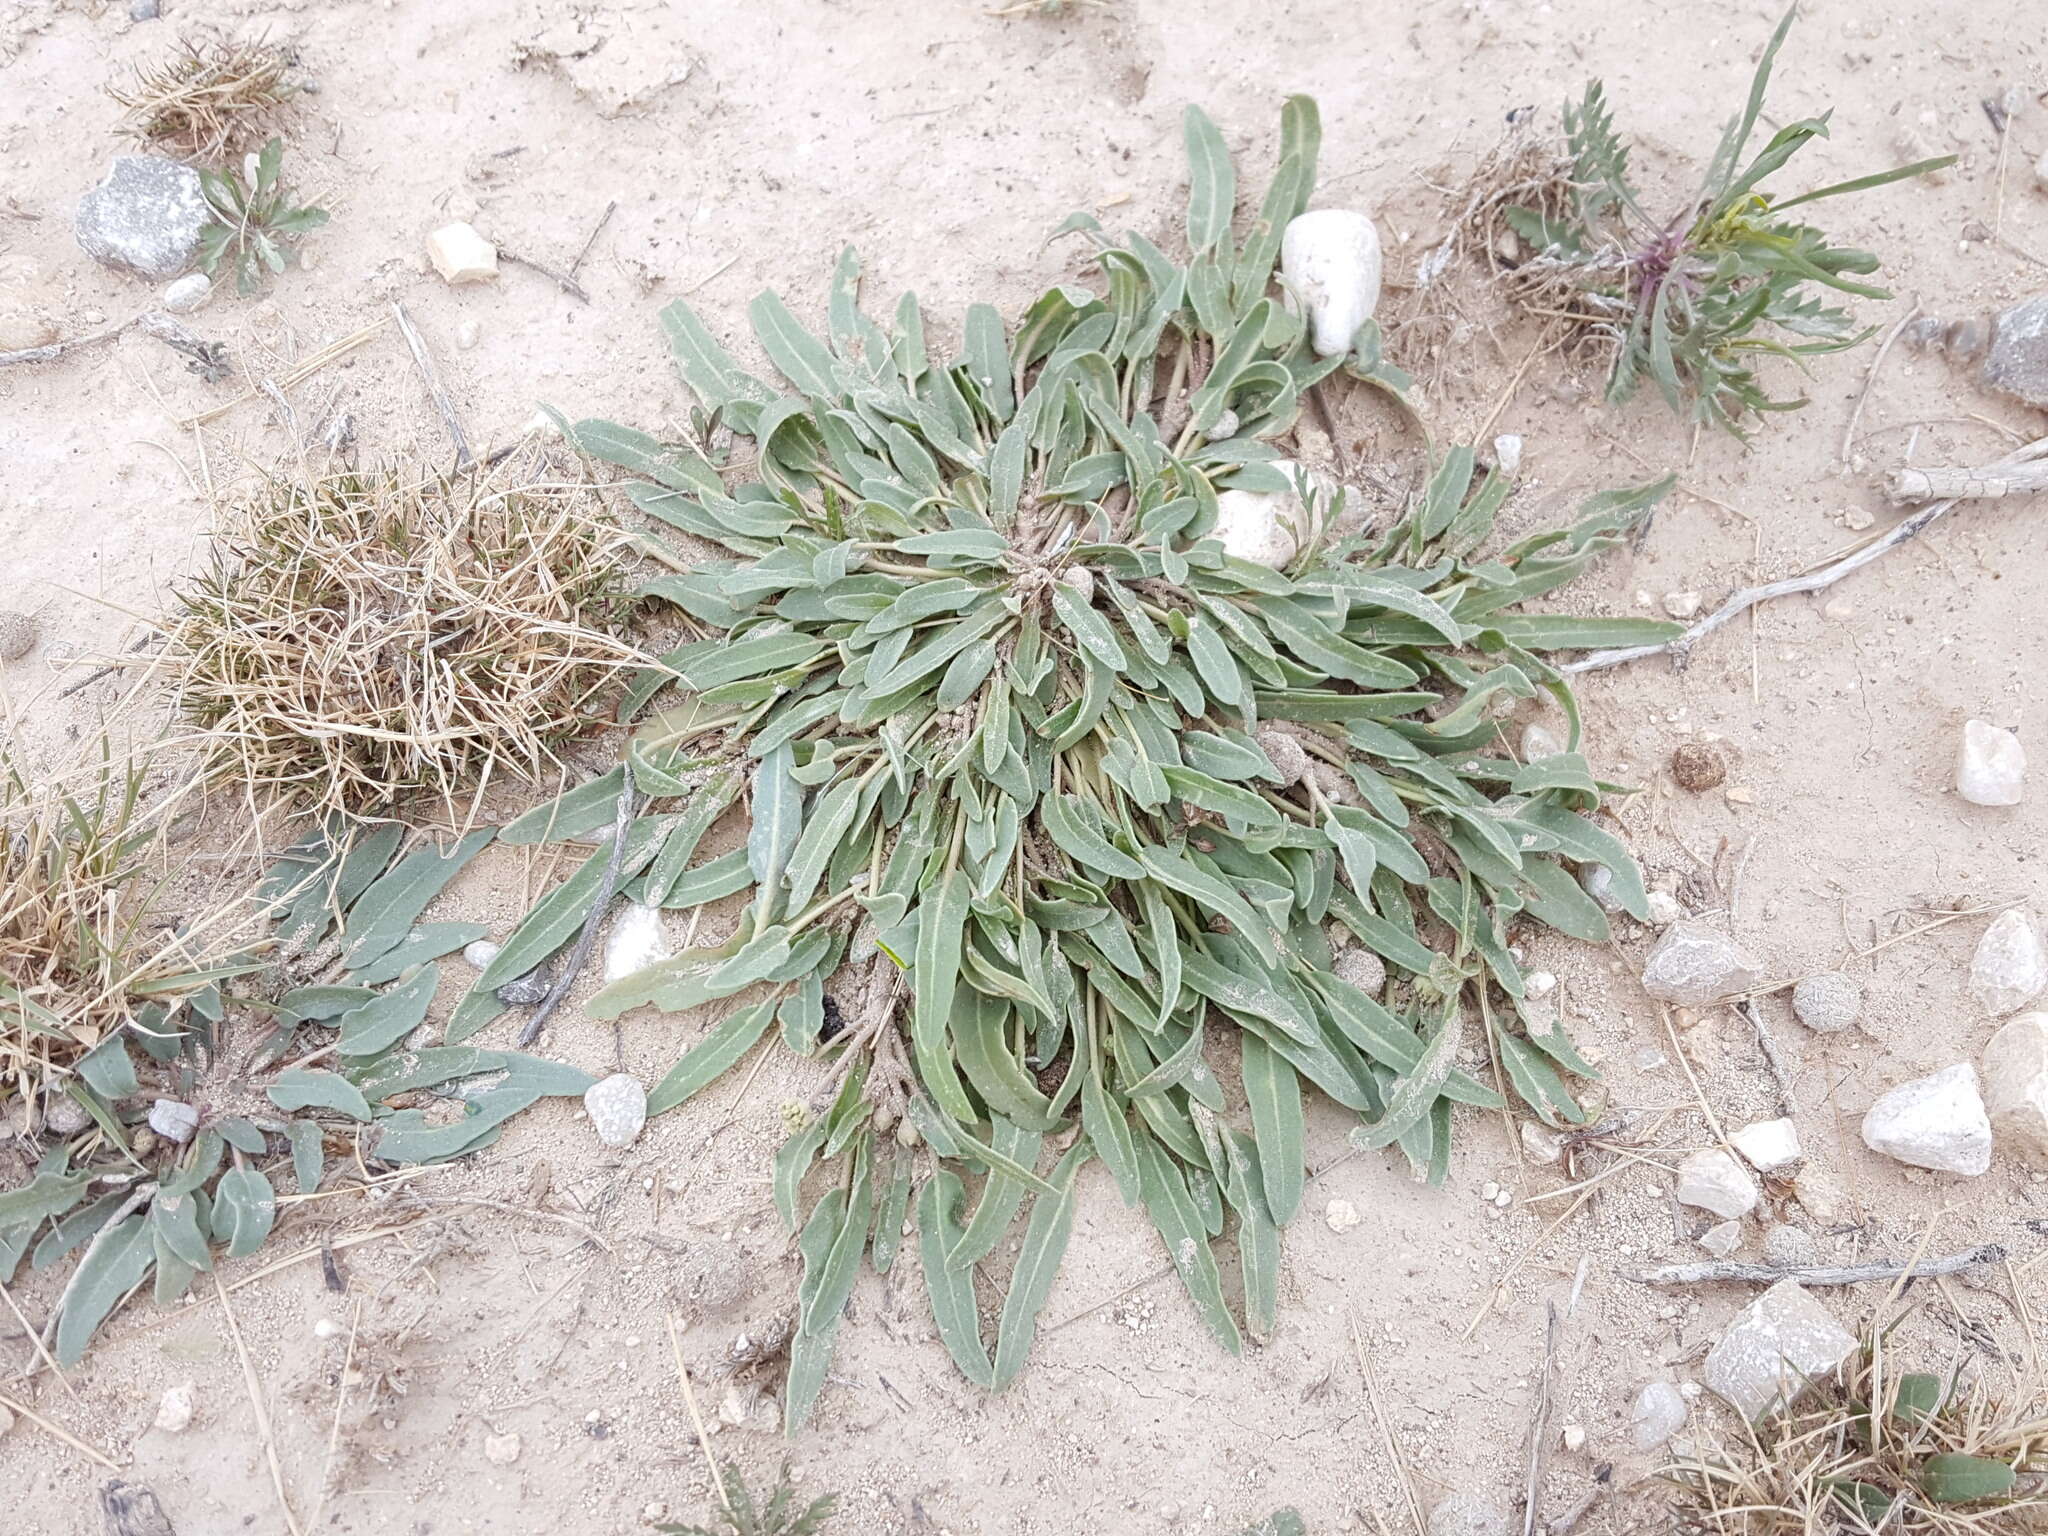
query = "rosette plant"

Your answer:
(496, 97), (1677, 1423)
